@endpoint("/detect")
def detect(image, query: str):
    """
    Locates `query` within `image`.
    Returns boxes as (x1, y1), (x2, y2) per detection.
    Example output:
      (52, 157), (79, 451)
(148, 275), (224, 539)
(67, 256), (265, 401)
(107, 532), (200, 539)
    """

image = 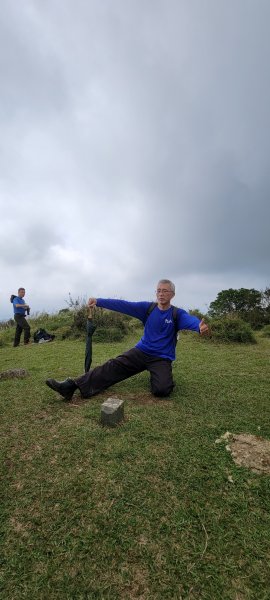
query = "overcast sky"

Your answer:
(1, 0), (269, 321)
